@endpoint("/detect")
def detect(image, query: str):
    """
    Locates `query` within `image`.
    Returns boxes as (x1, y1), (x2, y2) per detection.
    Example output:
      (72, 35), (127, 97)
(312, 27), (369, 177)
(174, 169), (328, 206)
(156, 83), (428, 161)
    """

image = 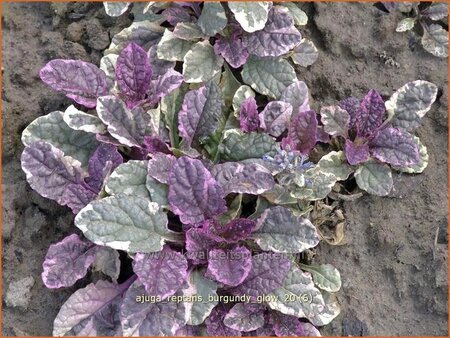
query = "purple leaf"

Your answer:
(53, 279), (127, 336)
(86, 143), (123, 192)
(21, 141), (86, 206)
(345, 139), (370, 165)
(243, 7), (302, 57)
(175, 325), (202, 336)
(116, 42), (152, 109)
(168, 156), (227, 225)
(207, 246), (253, 286)
(229, 253), (291, 298)
(185, 227), (223, 264)
(259, 101), (293, 137)
(211, 162), (275, 196)
(149, 69), (184, 105)
(339, 96), (360, 130)
(239, 97), (259, 133)
(214, 28), (249, 68)
(369, 127), (419, 166)
(316, 126), (331, 143)
(286, 110), (318, 155)
(207, 218), (257, 243)
(62, 183), (98, 214)
(120, 280), (188, 336)
(133, 246), (188, 299)
(39, 60), (107, 108)
(280, 80), (310, 117)
(96, 95), (150, 147)
(253, 315), (276, 336)
(162, 6), (194, 26)
(205, 306), (242, 336)
(42, 234), (96, 289)
(178, 81), (225, 147)
(320, 106), (350, 138)
(355, 89), (385, 137)
(148, 152), (176, 184)
(142, 135), (171, 154)
(270, 312), (305, 336)
(223, 303), (266, 332)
